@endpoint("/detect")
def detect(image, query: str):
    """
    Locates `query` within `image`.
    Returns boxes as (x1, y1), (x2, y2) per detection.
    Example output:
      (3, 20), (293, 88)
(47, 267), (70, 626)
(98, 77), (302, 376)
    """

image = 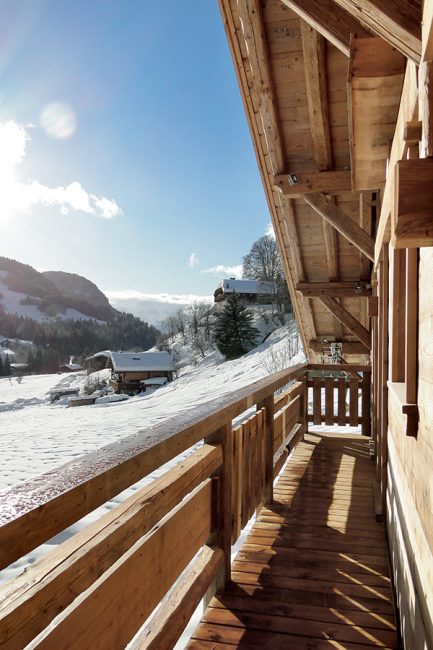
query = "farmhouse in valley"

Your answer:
(108, 351), (174, 394)
(213, 278), (277, 311)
